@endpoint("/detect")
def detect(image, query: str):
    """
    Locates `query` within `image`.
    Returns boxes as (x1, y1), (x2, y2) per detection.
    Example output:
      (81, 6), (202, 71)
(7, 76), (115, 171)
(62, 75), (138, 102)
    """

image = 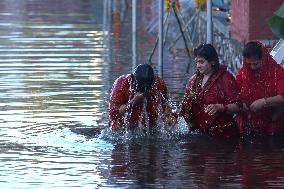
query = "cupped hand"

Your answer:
(204, 104), (223, 115)
(165, 113), (177, 127)
(250, 98), (265, 112)
(131, 92), (145, 106)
